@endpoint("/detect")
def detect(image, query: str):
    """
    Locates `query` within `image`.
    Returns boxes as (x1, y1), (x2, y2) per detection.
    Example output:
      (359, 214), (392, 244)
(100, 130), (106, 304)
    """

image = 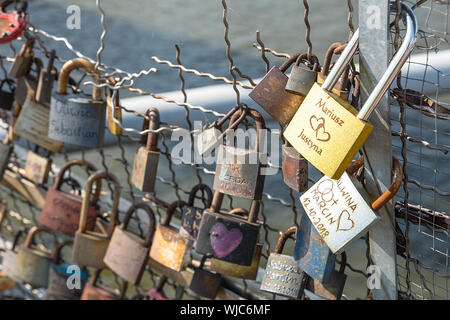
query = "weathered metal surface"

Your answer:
(0, 142), (12, 179)
(24, 151), (51, 185)
(189, 267), (222, 299)
(285, 54), (319, 96)
(131, 147), (159, 192)
(281, 143), (308, 192)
